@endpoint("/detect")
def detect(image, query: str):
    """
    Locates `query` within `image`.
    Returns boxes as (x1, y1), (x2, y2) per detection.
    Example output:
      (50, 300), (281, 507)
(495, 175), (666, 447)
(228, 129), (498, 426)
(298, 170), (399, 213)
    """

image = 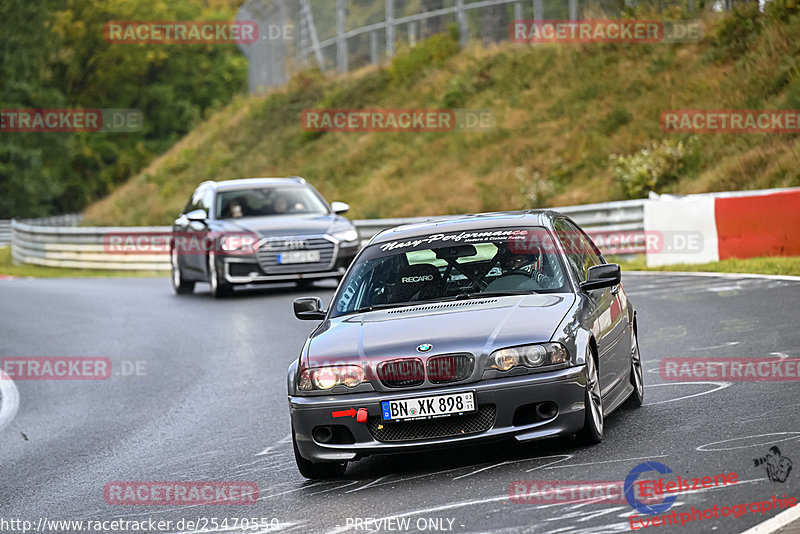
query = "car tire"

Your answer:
(577, 350), (603, 445)
(625, 327), (644, 408)
(171, 247), (195, 295)
(292, 428), (347, 480)
(208, 252), (233, 298)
